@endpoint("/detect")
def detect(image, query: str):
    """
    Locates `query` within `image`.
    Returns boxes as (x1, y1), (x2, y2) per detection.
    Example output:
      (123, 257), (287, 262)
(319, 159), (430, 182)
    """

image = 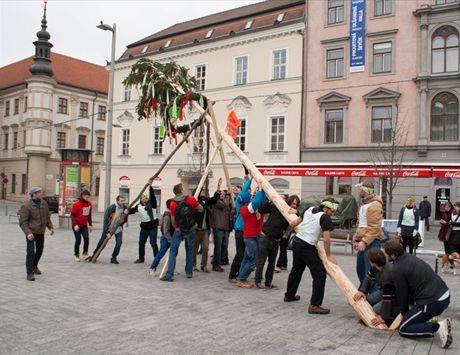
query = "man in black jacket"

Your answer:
(419, 196), (432, 232)
(129, 178), (159, 264)
(383, 239), (452, 349)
